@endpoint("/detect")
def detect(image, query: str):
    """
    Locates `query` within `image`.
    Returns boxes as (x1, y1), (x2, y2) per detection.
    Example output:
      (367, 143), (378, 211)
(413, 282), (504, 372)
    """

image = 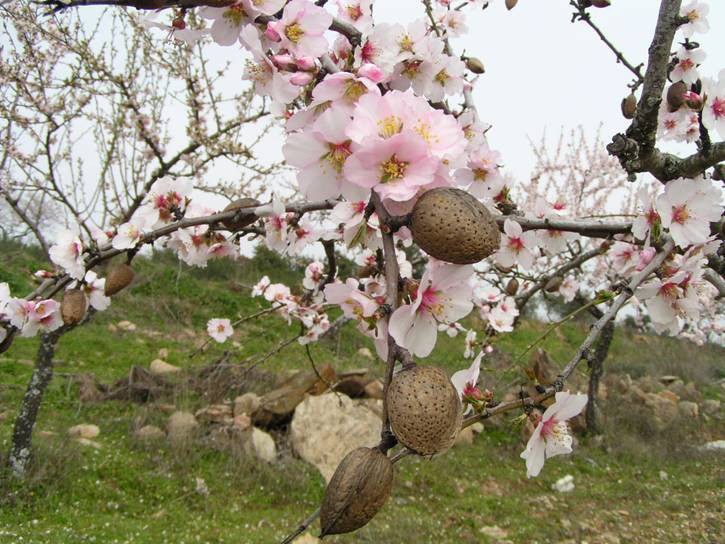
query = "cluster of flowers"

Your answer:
(658, 1), (723, 142)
